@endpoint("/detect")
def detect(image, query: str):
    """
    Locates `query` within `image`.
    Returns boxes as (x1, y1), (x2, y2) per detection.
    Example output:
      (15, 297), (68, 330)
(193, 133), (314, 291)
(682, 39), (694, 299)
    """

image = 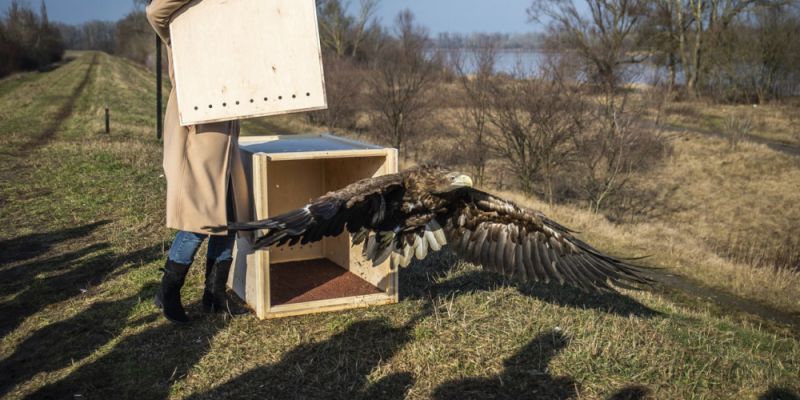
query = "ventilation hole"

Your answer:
(222, 102), (227, 107)
(263, 97), (268, 101)
(250, 99), (254, 103)
(306, 92), (311, 96)
(194, 106), (198, 110)
(208, 104), (213, 109)
(236, 101), (240, 105)
(292, 94), (296, 99)
(278, 96), (283, 100)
